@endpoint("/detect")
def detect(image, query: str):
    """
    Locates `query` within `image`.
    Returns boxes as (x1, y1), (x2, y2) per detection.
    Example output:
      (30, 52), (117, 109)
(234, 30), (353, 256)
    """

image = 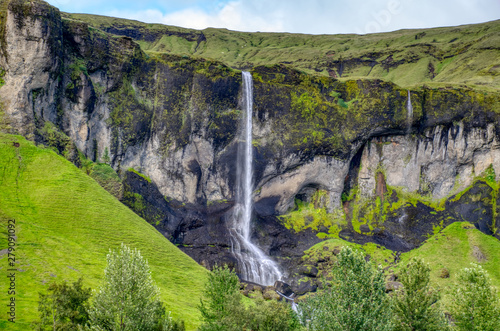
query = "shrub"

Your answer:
(449, 264), (500, 330)
(34, 277), (91, 331)
(87, 243), (172, 330)
(298, 246), (392, 330)
(198, 265), (302, 330)
(392, 258), (449, 330)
